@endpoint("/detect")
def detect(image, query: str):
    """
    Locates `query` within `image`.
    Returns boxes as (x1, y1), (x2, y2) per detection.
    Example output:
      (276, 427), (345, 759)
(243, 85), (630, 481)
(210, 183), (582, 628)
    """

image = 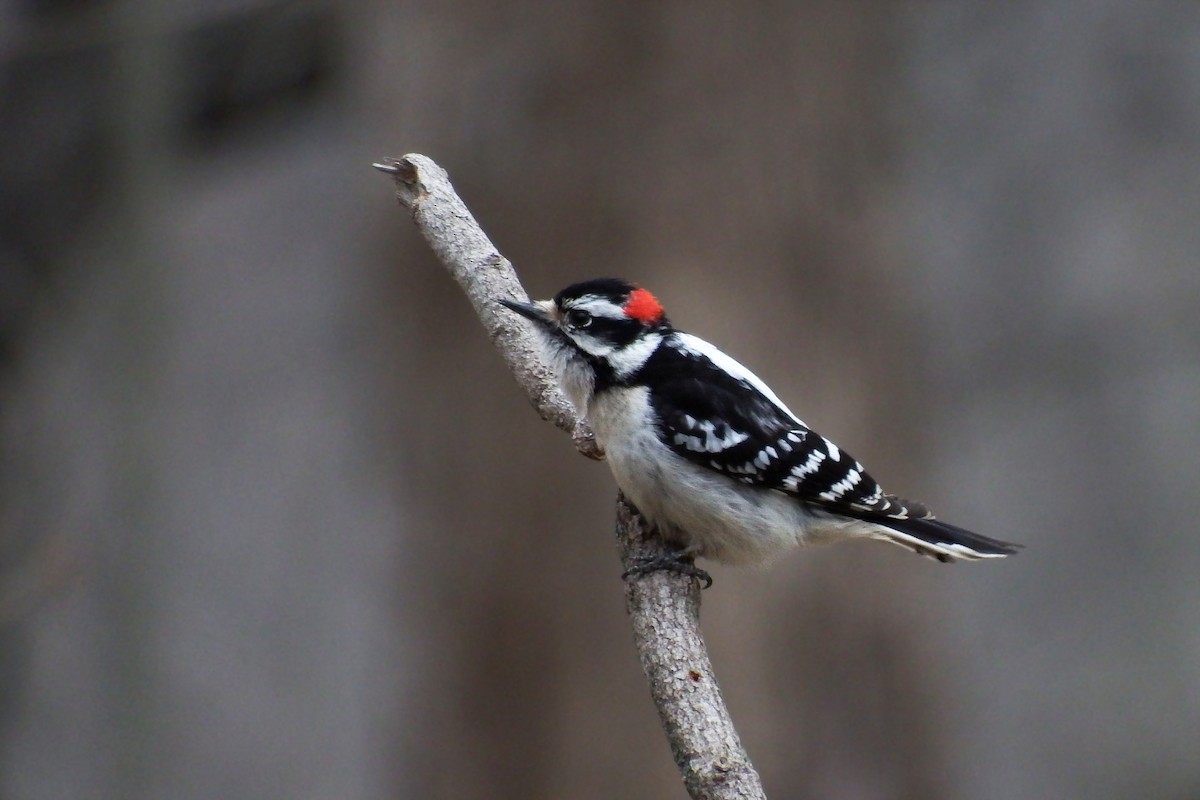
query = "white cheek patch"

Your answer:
(570, 331), (616, 359)
(604, 331), (662, 379)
